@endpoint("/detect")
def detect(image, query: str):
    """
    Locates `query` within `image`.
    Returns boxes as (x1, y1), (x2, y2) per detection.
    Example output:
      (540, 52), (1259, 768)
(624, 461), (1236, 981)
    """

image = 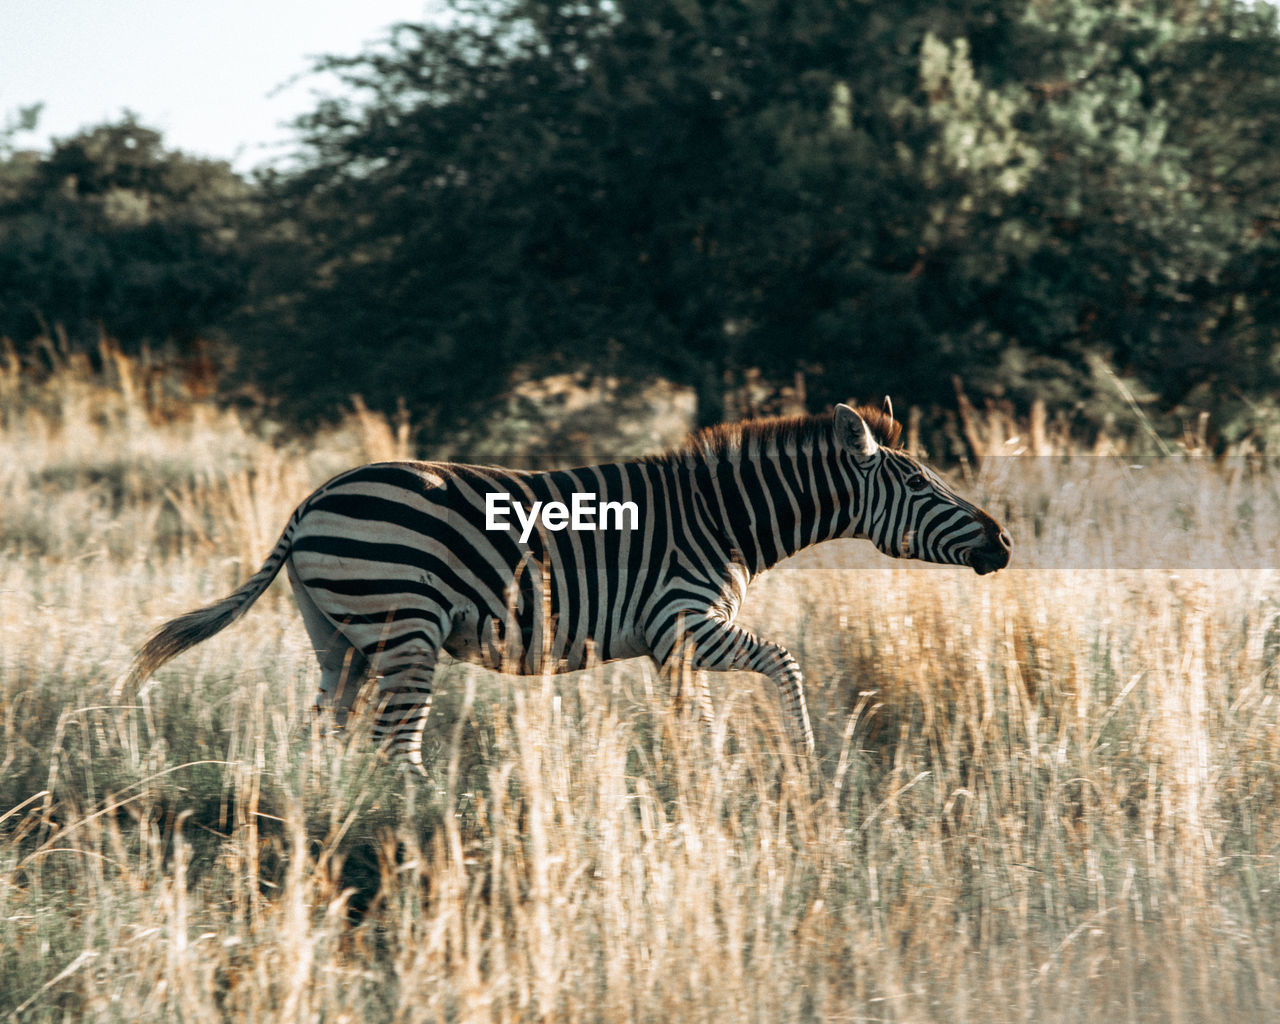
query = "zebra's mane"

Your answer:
(654, 404), (903, 464)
